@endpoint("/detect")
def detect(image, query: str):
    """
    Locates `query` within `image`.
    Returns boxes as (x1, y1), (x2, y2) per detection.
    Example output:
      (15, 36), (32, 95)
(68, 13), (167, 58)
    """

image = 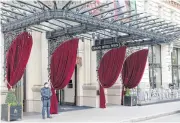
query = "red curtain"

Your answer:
(121, 49), (148, 105)
(50, 38), (79, 114)
(98, 47), (126, 108)
(6, 32), (33, 89)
